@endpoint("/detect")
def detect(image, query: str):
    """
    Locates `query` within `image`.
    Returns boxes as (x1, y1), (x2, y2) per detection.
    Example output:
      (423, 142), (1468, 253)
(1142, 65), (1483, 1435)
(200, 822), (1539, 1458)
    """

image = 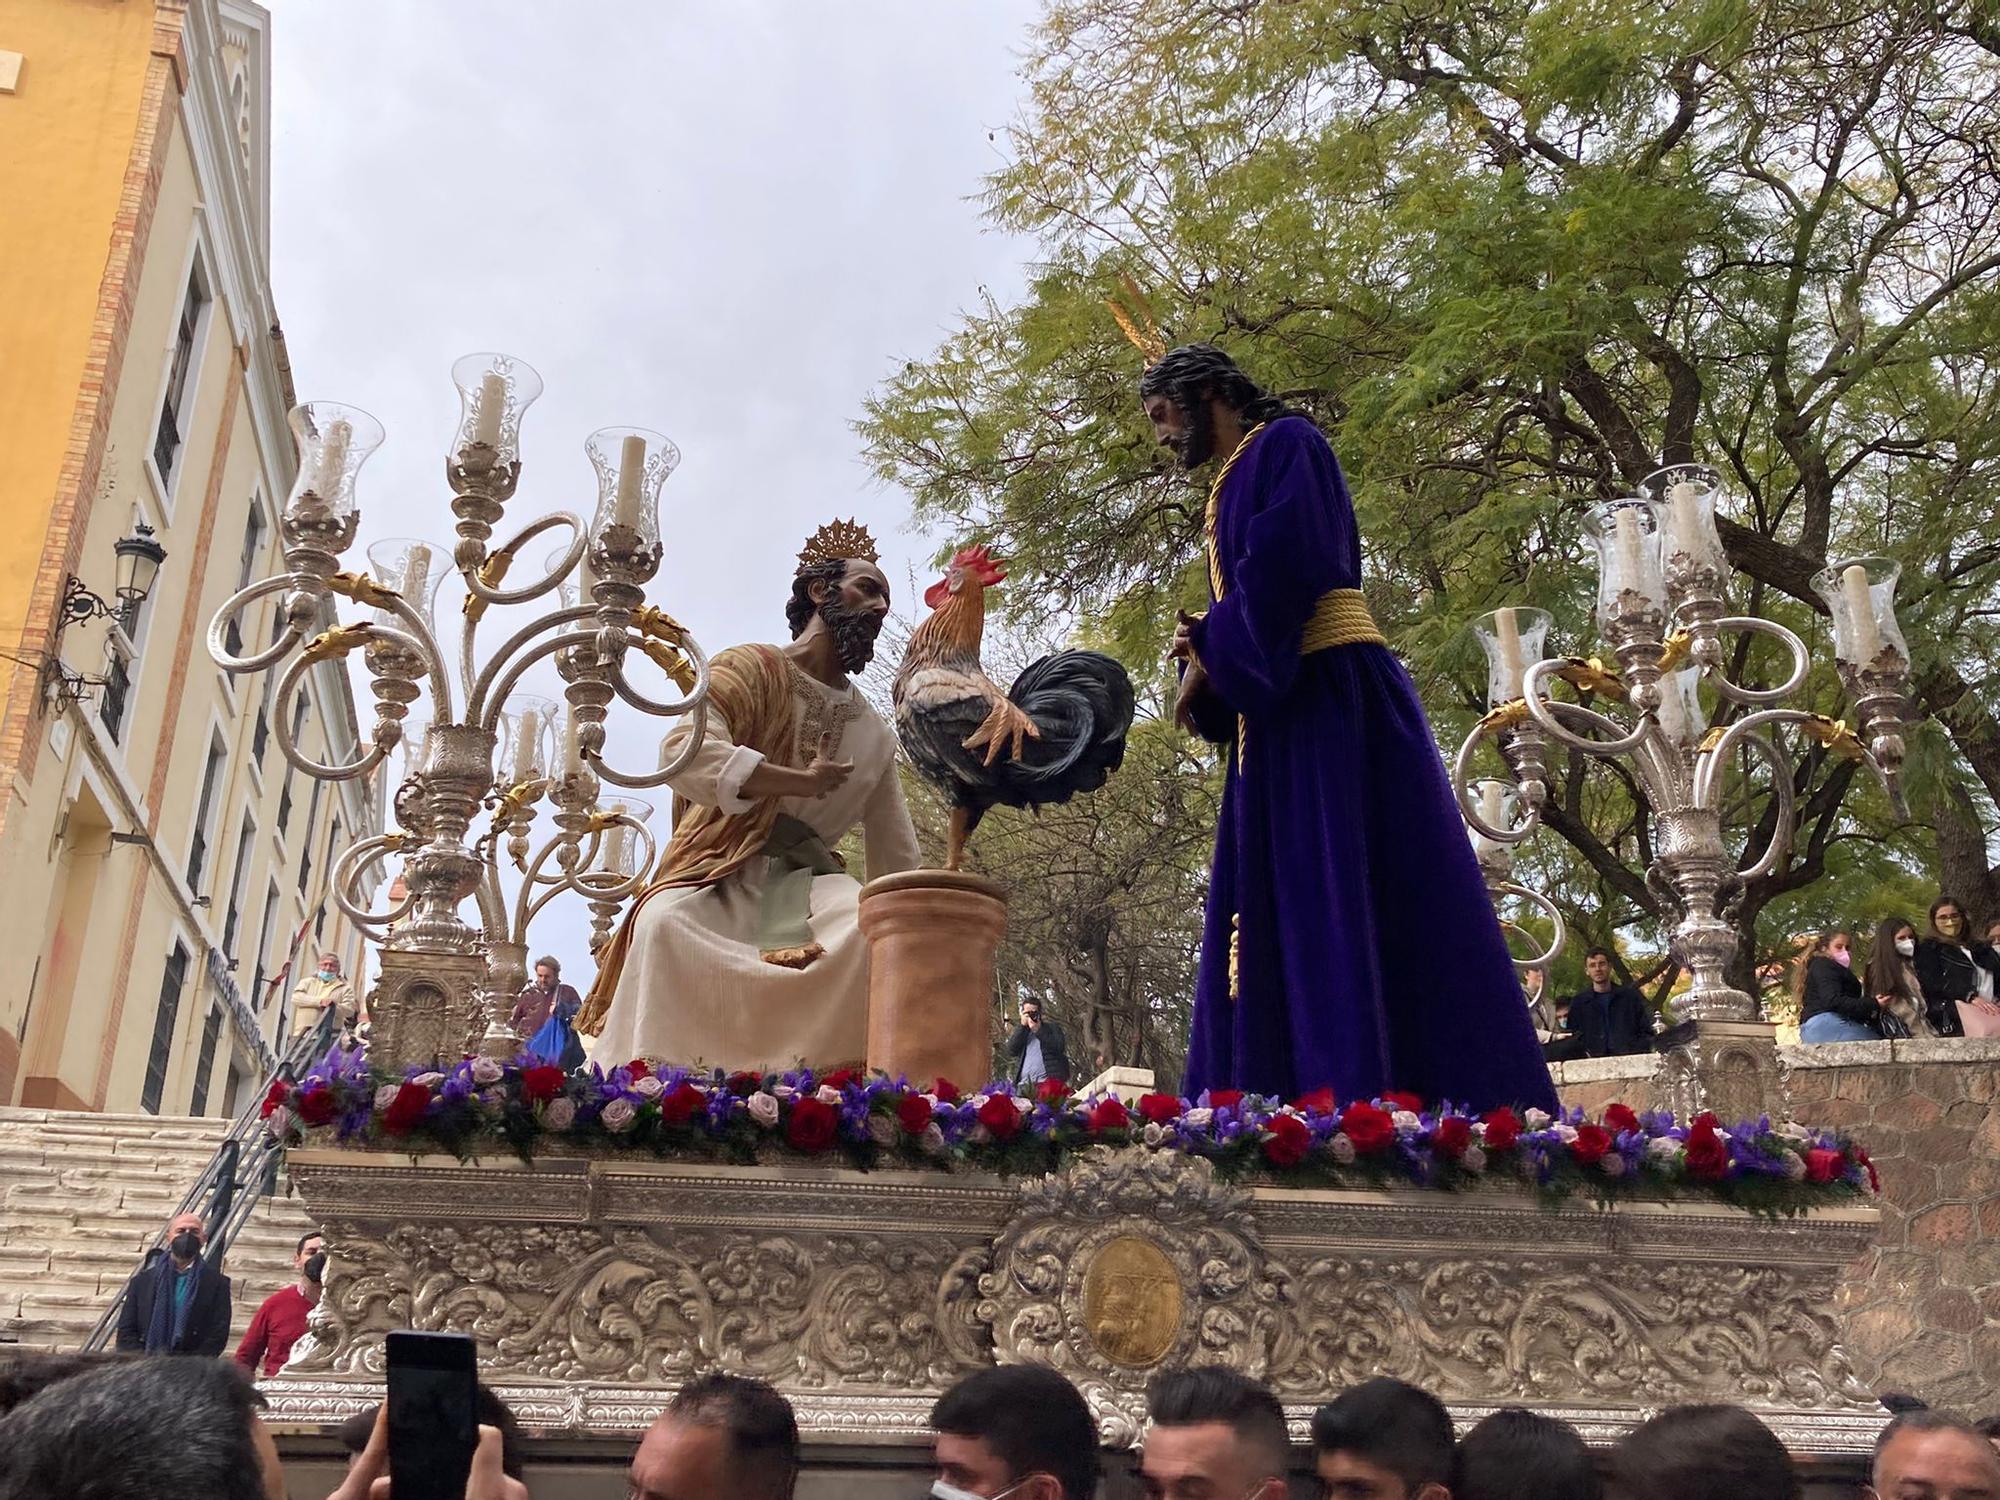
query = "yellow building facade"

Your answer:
(0, 0), (376, 1115)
